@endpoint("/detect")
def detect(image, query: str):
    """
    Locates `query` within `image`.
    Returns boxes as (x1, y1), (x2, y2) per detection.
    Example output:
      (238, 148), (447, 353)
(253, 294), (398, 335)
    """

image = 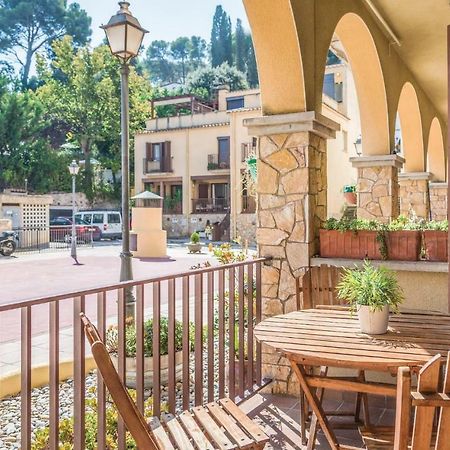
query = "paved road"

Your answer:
(0, 243), (217, 343)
